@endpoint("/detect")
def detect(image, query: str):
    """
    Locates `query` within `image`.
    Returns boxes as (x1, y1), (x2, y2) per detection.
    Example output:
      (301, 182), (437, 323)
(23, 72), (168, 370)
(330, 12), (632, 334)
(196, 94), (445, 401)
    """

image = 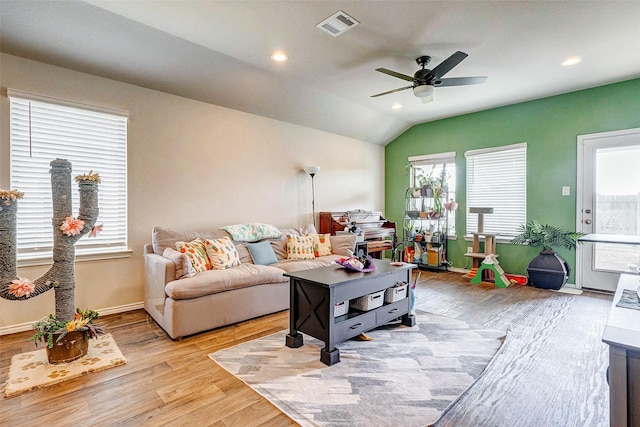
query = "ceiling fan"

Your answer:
(371, 51), (487, 103)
